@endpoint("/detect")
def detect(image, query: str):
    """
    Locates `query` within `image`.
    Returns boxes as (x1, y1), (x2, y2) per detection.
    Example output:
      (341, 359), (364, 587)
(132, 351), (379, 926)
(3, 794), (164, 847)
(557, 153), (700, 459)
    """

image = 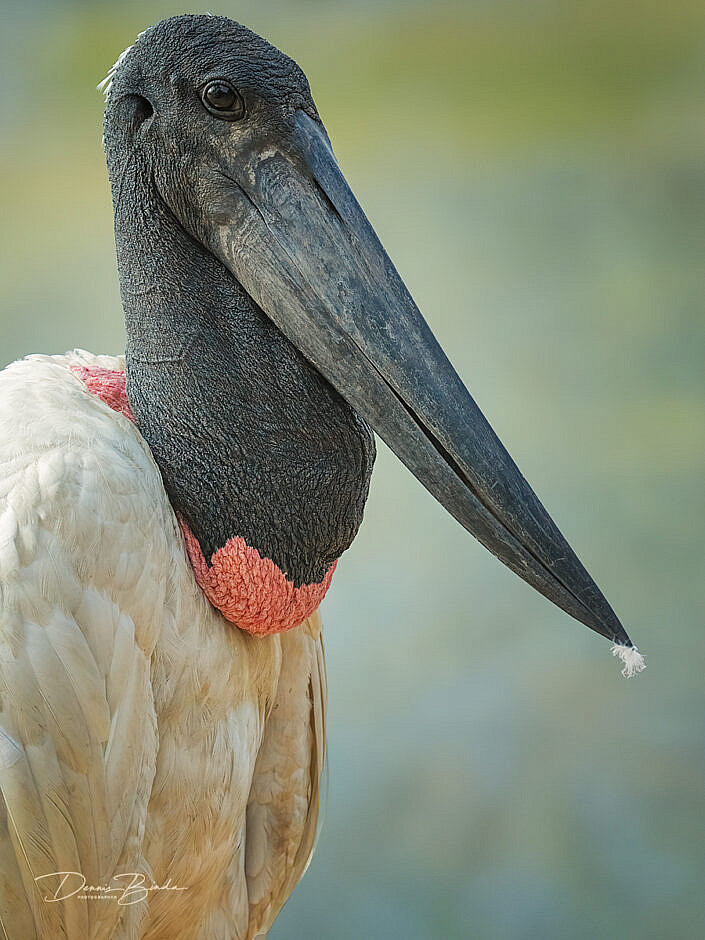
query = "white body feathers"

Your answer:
(0, 351), (325, 939)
